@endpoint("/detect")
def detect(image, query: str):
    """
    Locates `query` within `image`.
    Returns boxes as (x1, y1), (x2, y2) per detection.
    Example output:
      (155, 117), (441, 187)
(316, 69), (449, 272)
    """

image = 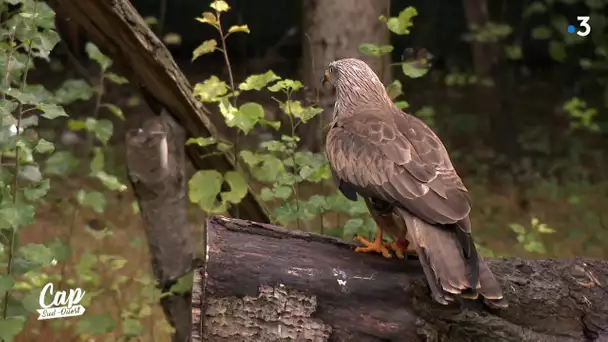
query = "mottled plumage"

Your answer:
(323, 58), (506, 307)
